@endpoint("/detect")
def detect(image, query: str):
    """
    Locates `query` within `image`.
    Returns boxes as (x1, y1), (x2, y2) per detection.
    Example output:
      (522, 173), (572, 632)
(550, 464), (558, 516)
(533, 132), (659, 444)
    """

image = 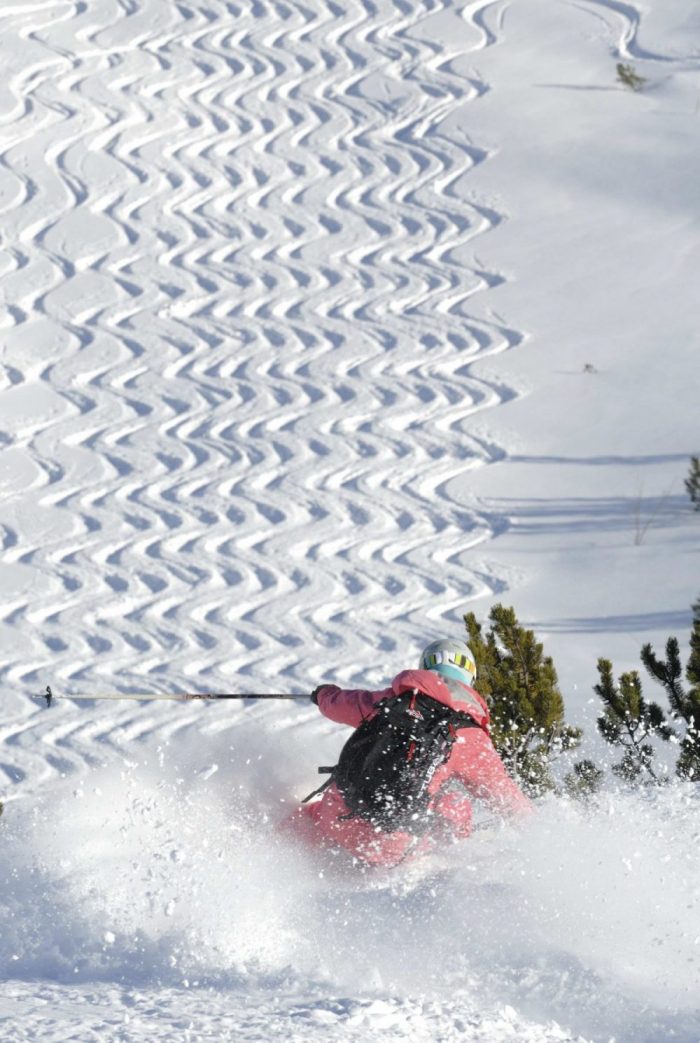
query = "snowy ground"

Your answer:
(1, 0), (699, 1040)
